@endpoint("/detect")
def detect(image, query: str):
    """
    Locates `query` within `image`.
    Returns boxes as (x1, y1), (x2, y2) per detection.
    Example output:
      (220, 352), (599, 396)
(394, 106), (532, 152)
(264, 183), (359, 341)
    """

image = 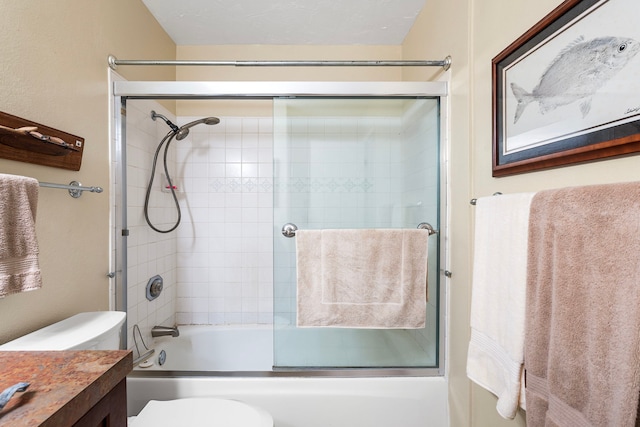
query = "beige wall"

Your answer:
(402, 1), (473, 425)
(0, 0), (175, 343)
(175, 45), (404, 117)
(405, 0), (640, 426)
